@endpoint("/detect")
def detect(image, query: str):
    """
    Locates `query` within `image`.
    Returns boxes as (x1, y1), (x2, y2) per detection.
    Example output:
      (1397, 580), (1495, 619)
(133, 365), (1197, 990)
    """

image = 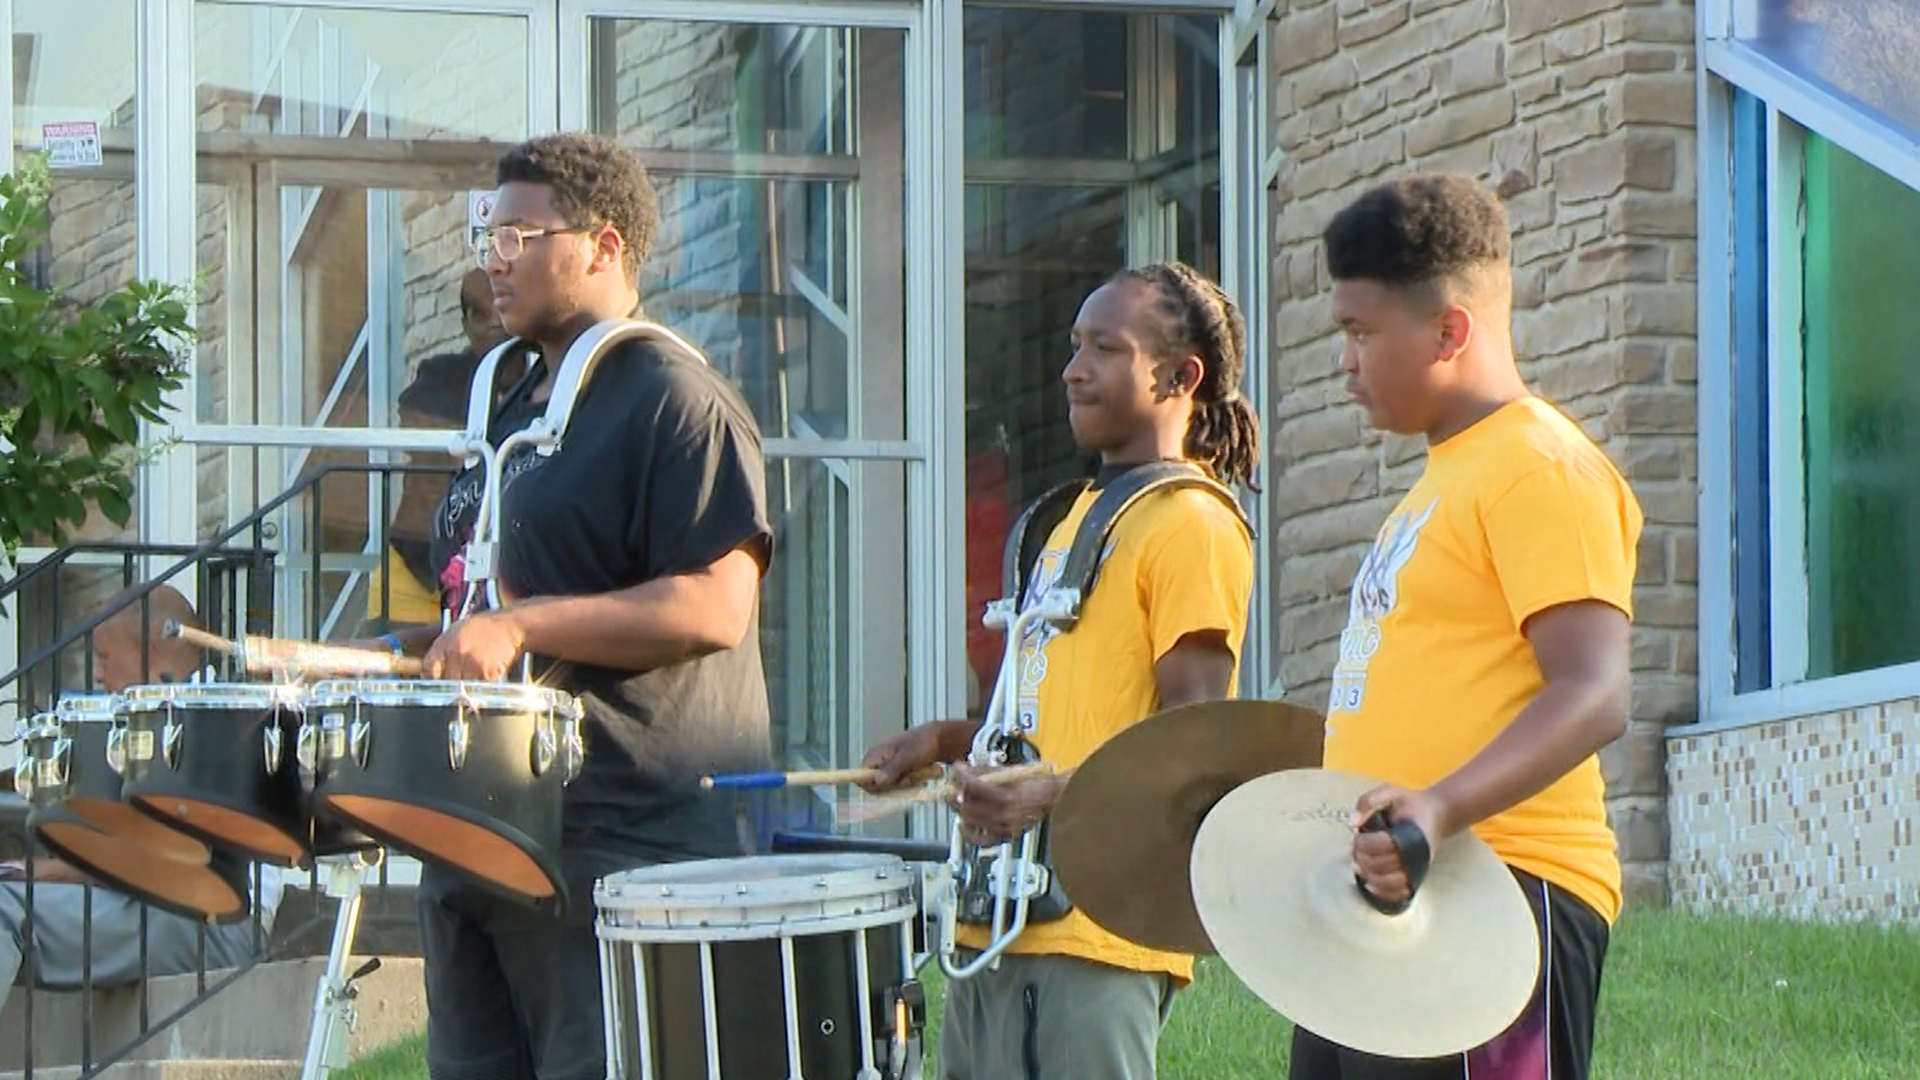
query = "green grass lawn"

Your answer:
(341, 909), (1920, 1079)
